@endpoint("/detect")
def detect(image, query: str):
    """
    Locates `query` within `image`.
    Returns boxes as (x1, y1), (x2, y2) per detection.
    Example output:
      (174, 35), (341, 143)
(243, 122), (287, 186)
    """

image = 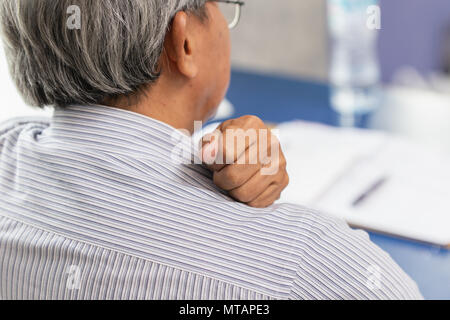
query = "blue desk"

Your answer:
(226, 69), (450, 300)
